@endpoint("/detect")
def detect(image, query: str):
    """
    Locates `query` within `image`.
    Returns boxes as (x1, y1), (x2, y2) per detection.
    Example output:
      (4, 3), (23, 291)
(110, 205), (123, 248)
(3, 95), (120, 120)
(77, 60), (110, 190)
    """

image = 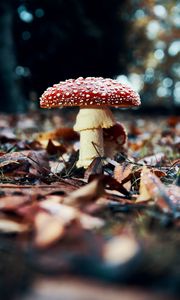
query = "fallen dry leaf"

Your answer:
(0, 127), (17, 140)
(138, 152), (165, 166)
(0, 217), (29, 233)
(26, 150), (50, 174)
(46, 139), (66, 155)
(0, 160), (20, 169)
(79, 213), (104, 230)
(0, 112), (179, 289)
(40, 200), (104, 233)
(40, 201), (77, 224)
(34, 211), (65, 248)
(136, 167), (176, 213)
(0, 150), (49, 176)
(165, 185), (180, 209)
(167, 116), (180, 127)
(0, 195), (32, 211)
(104, 235), (140, 266)
(84, 157), (103, 182)
(136, 166), (152, 202)
(114, 163), (133, 190)
(64, 179), (104, 208)
(101, 175), (130, 197)
(49, 160), (65, 174)
(150, 168), (167, 178)
(118, 167), (166, 189)
(24, 277), (173, 300)
(36, 127), (79, 143)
